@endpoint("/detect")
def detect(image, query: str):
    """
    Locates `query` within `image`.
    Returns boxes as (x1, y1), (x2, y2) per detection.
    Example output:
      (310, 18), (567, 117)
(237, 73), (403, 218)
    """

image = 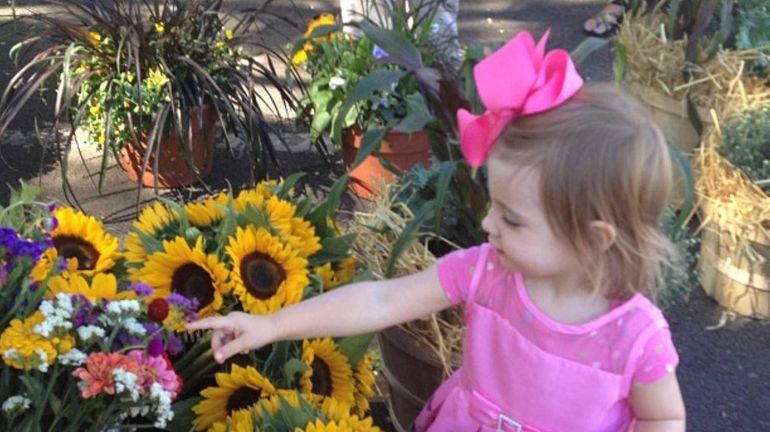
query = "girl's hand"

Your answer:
(185, 312), (276, 363)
